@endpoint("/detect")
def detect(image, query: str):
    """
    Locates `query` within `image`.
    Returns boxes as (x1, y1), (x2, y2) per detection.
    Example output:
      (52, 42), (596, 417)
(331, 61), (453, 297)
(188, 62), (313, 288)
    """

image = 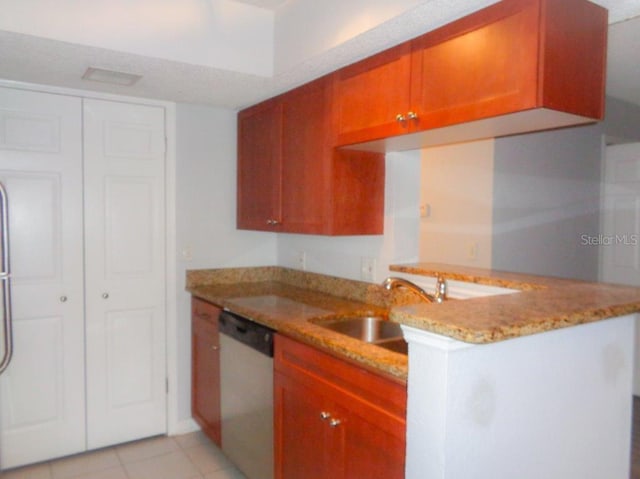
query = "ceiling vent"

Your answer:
(82, 67), (142, 86)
